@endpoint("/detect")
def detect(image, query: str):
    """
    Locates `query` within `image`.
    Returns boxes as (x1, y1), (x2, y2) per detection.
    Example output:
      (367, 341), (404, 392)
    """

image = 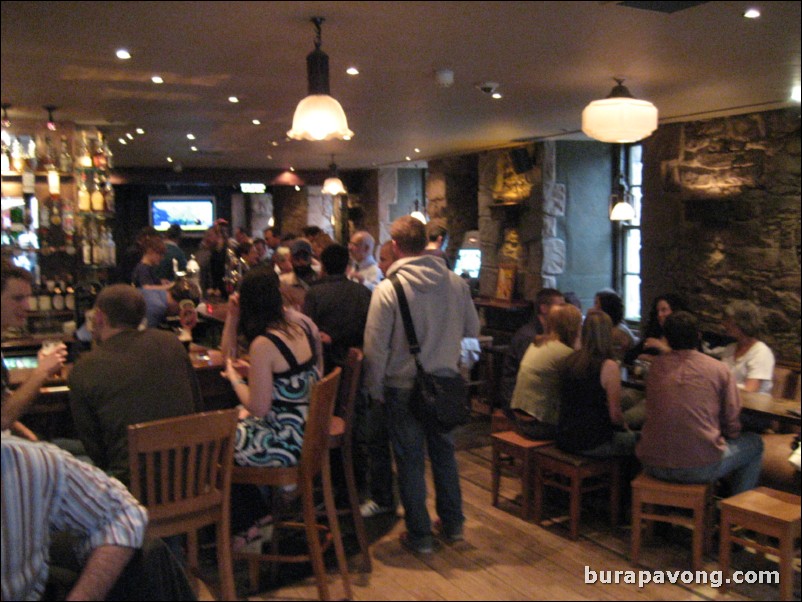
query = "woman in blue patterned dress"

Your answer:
(221, 267), (323, 467)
